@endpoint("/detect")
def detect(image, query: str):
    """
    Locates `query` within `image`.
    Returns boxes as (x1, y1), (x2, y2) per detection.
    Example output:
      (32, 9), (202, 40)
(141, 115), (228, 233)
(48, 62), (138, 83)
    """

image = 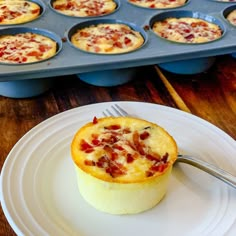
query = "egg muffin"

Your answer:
(71, 116), (178, 214)
(152, 17), (222, 43)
